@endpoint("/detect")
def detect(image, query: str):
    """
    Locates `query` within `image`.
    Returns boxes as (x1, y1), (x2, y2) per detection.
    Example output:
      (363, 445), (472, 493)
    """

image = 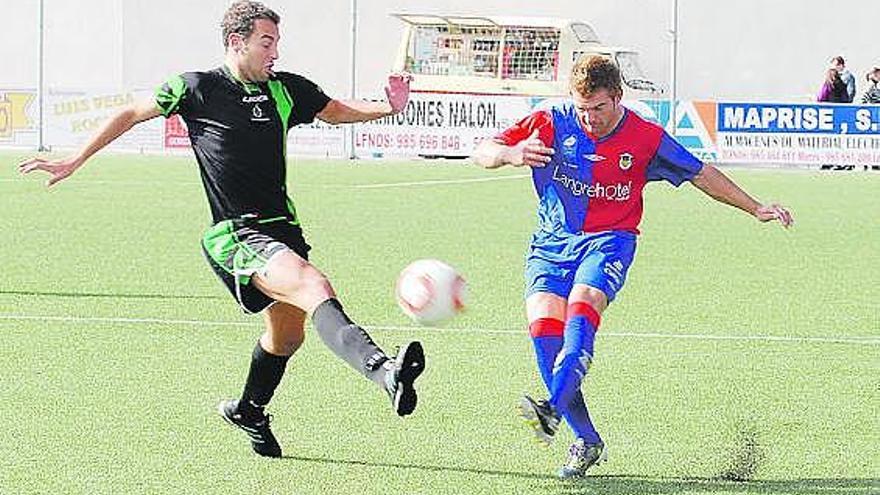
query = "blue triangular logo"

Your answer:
(678, 113), (694, 129)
